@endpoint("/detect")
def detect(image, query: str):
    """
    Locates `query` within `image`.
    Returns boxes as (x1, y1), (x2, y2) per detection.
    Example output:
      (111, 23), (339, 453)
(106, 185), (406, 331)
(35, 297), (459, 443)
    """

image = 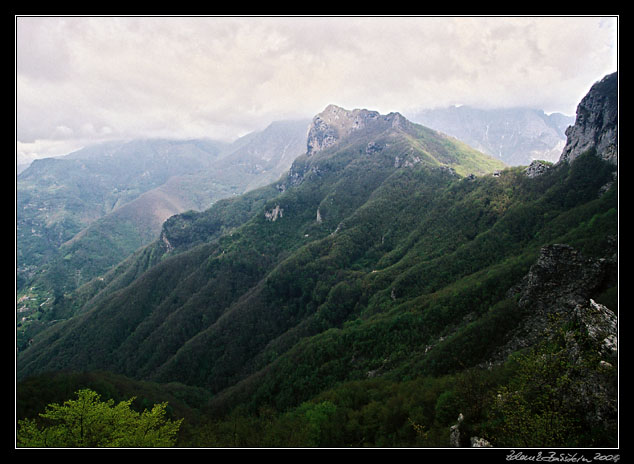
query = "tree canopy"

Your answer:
(17, 389), (182, 448)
